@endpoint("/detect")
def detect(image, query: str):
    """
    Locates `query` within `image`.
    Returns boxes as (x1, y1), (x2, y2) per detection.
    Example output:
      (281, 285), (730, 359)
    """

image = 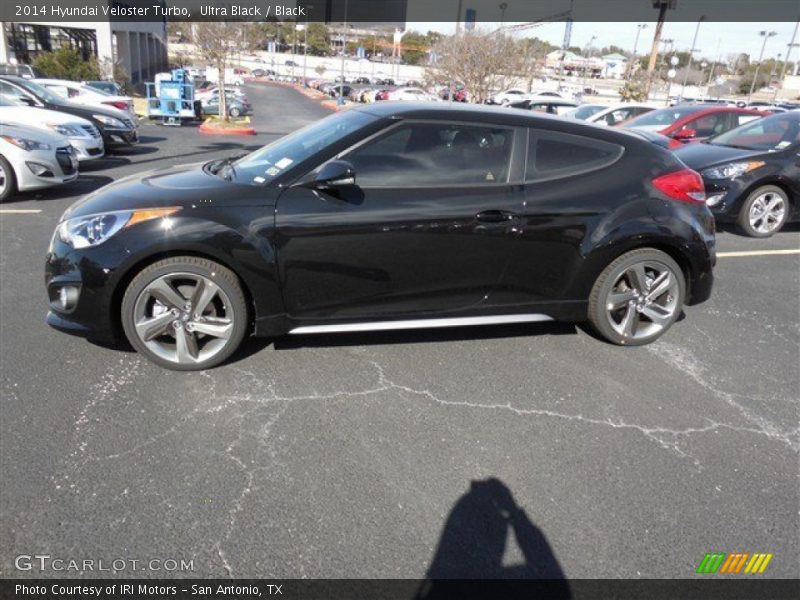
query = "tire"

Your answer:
(121, 257), (249, 370)
(736, 185), (789, 238)
(0, 154), (17, 203)
(588, 248), (686, 346)
(229, 106), (241, 118)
